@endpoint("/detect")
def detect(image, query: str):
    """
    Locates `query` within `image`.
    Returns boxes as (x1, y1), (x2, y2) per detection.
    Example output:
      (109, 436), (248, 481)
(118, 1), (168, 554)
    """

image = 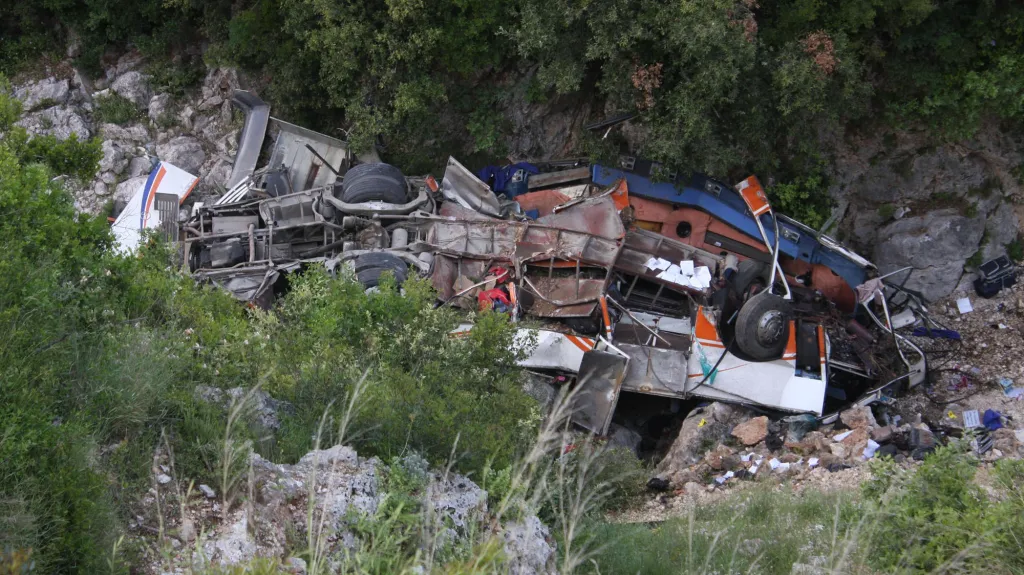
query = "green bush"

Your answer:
(93, 92), (142, 125)
(863, 444), (1024, 574)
